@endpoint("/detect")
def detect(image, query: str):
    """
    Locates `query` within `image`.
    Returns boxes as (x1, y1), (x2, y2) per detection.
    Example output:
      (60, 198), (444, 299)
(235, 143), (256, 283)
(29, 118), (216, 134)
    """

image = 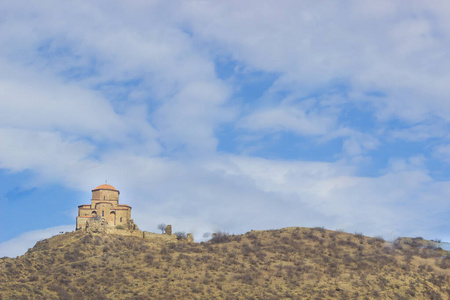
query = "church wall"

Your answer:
(91, 199), (118, 207)
(92, 190), (119, 201)
(91, 189), (119, 207)
(78, 206), (94, 217)
(76, 217), (89, 230)
(95, 203), (113, 223)
(115, 209), (130, 225)
(123, 208), (131, 219)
